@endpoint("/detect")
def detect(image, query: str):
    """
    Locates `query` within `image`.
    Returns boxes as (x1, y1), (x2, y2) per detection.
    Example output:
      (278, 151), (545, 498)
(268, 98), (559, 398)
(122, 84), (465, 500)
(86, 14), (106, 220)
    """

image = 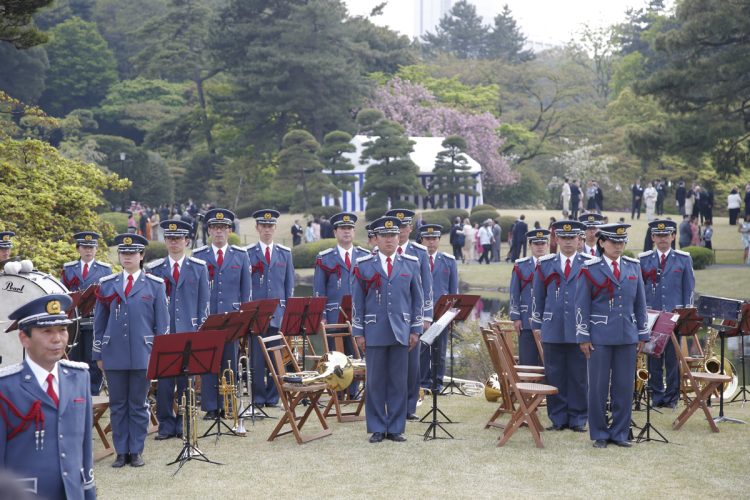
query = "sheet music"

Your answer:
(421, 308), (459, 346)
